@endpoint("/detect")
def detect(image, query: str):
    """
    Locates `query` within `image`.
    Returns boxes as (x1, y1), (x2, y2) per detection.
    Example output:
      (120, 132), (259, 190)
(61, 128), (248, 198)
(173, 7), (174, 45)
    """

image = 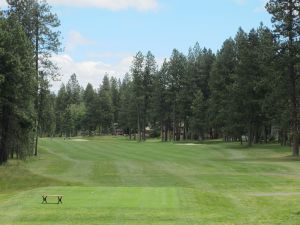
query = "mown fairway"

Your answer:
(1, 137), (300, 225)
